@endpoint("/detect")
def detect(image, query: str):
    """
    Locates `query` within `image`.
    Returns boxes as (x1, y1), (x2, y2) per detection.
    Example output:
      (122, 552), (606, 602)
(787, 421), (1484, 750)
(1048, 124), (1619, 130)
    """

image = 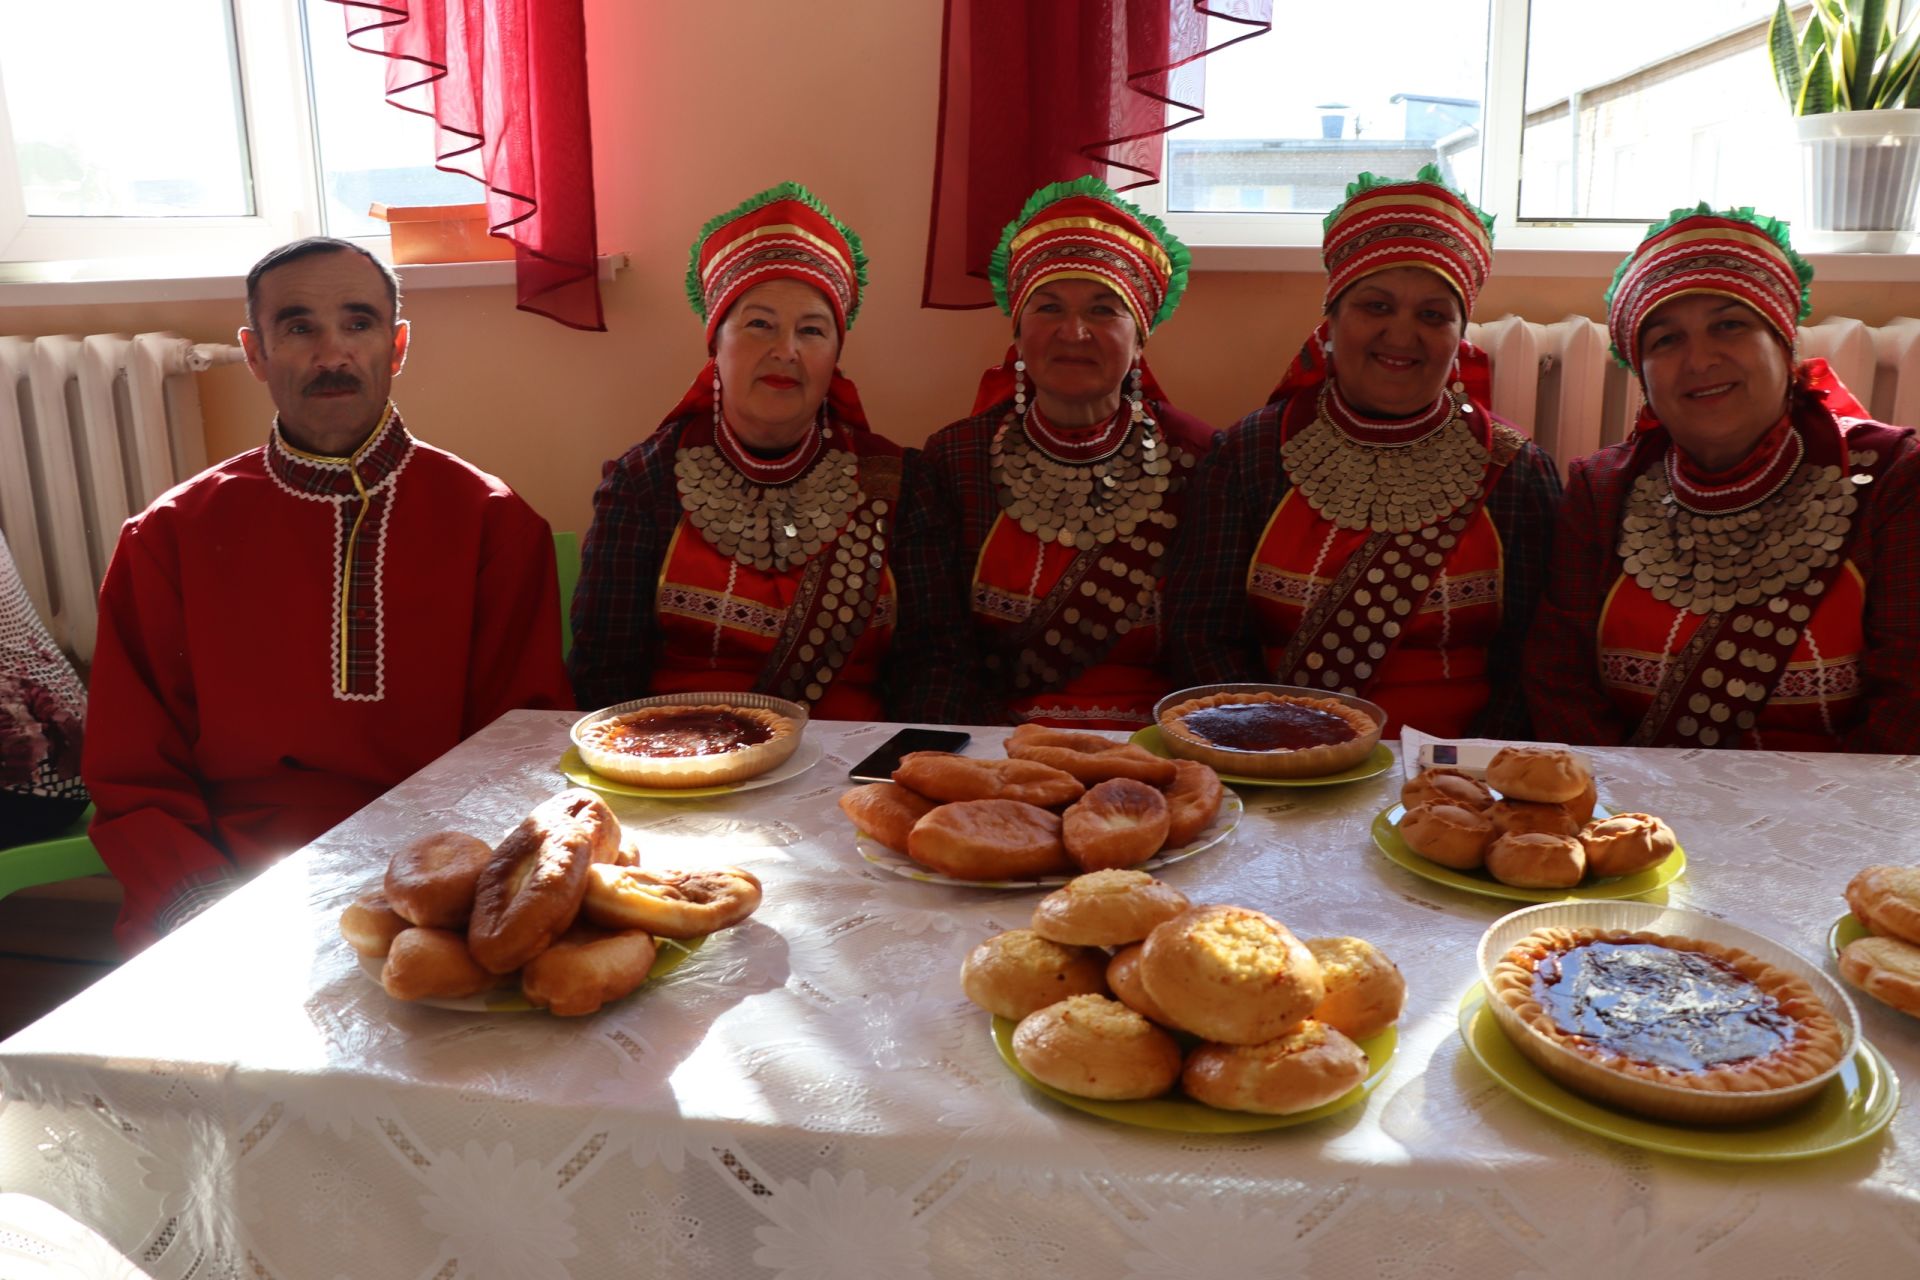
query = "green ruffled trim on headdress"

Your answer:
(1603, 203), (1815, 367)
(988, 175), (1192, 330)
(1322, 163), (1496, 238)
(683, 180), (869, 329)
